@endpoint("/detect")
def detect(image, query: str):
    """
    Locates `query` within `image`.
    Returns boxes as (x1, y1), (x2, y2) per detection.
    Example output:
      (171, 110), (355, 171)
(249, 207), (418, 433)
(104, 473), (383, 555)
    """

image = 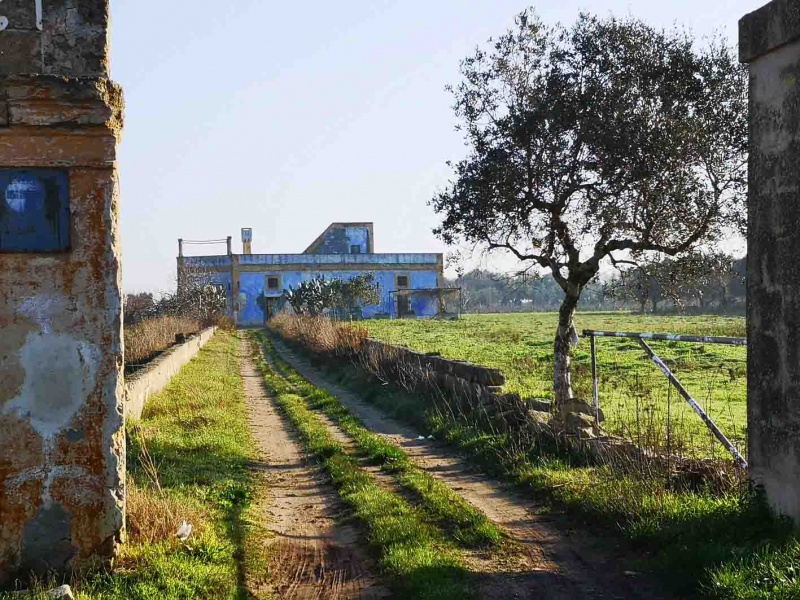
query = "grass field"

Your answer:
(269, 316), (800, 599)
(362, 312), (747, 459)
(268, 314), (800, 599)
